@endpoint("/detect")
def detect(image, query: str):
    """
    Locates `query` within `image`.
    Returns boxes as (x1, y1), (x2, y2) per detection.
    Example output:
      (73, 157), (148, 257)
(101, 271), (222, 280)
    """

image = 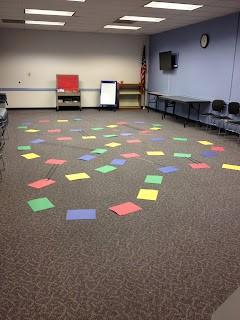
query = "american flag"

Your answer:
(140, 46), (147, 93)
